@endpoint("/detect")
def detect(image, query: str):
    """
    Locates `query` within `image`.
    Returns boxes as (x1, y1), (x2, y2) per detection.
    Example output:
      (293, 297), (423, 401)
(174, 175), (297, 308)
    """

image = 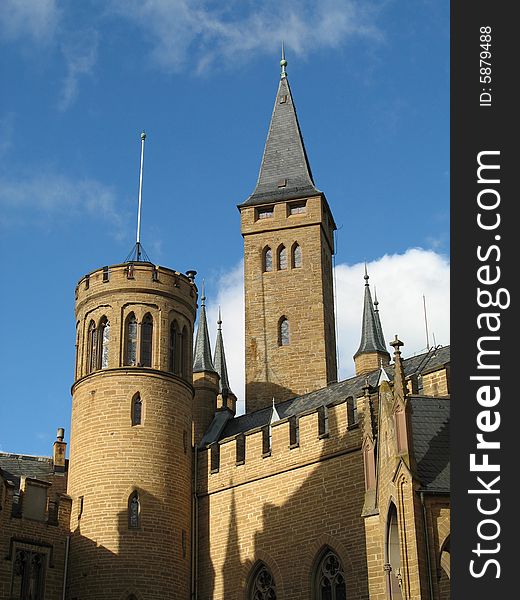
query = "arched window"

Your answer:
(263, 247), (273, 272)
(313, 548), (347, 600)
(292, 243), (302, 268)
(87, 320), (97, 374)
(279, 317), (289, 346)
(125, 313), (138, 366)
(140, 313), (153, 367)
(248, 562), (276, 600)
(277, 245), (287, 270)
(128, 491), (140, 528)
(131, 393), (142, 426)
(385, 503), (403, 599)
(169, 321), (178, 373)
(98, 317), (110, 369)
(182, 326), (189, 378)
